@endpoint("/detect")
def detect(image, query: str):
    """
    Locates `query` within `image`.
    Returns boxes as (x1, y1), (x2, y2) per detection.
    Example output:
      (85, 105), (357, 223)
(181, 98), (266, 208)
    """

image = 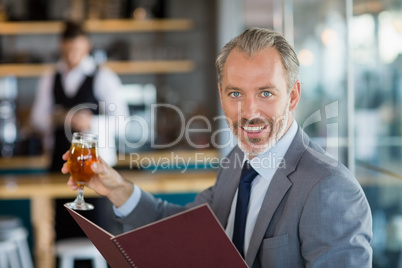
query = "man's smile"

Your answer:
(242, 125), (267, 133)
